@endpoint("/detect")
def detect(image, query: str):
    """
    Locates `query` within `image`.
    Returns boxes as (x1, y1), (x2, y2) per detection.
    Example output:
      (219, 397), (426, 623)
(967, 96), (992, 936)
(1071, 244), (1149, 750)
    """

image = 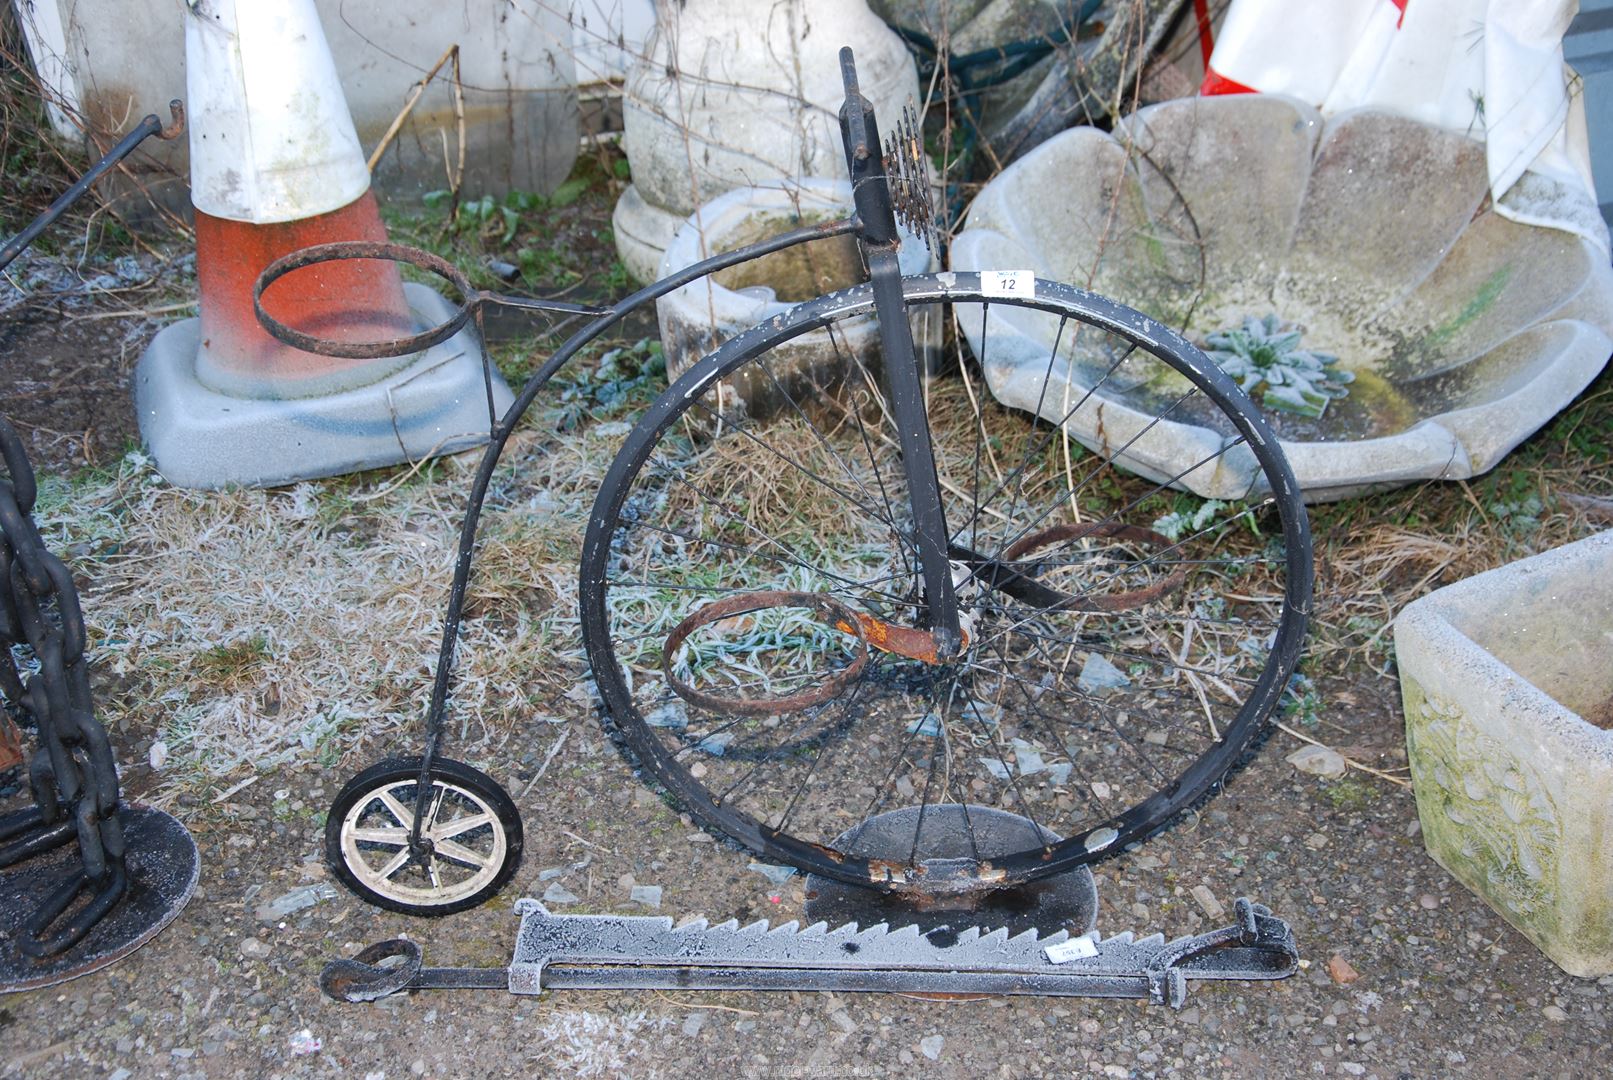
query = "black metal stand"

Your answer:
(0, 804), (197, 992)
(803, 806), (1098, 936)
(1, 416), (198, 991)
